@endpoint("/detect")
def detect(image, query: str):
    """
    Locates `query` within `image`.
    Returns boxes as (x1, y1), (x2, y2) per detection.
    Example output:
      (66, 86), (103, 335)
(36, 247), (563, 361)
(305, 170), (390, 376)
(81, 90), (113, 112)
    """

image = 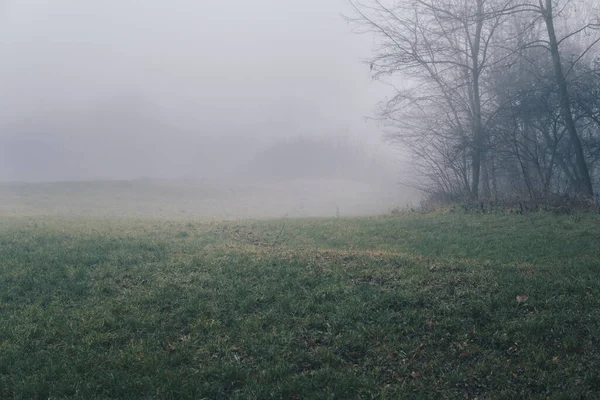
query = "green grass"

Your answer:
(1, 212), (599, 399)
